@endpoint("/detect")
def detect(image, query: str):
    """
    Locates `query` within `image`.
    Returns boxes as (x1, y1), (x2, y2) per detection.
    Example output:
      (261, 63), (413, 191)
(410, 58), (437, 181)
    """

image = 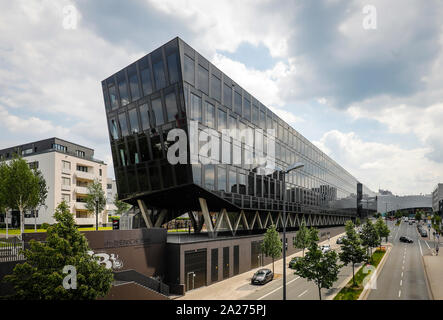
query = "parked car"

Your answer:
(251, 268), (274, 285)
(336, 236), (346, 244)
(399, 236), (413, 243)
(320, 244), (331, 253)
(289, 257), (301, 269)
